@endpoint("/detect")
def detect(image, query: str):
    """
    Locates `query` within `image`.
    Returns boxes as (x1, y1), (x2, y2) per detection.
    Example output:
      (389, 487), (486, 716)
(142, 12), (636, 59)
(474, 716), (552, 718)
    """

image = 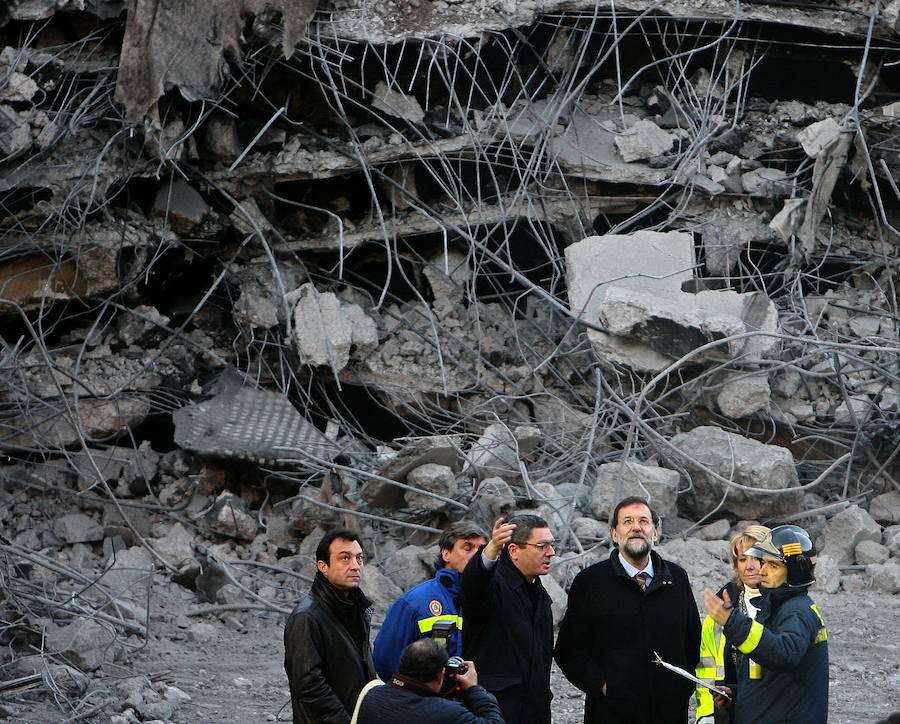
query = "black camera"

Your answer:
(445, 656), (468, 677)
